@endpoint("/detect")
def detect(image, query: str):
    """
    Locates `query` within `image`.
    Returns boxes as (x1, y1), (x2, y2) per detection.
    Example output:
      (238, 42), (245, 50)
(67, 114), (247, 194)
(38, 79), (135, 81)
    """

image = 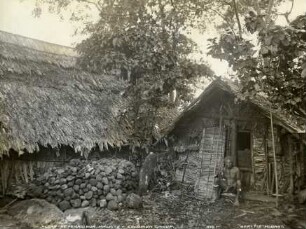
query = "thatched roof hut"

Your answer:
(0, 31), (129, 157)
(164, 79), (305, 136)
(159, 79), (305, 197)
